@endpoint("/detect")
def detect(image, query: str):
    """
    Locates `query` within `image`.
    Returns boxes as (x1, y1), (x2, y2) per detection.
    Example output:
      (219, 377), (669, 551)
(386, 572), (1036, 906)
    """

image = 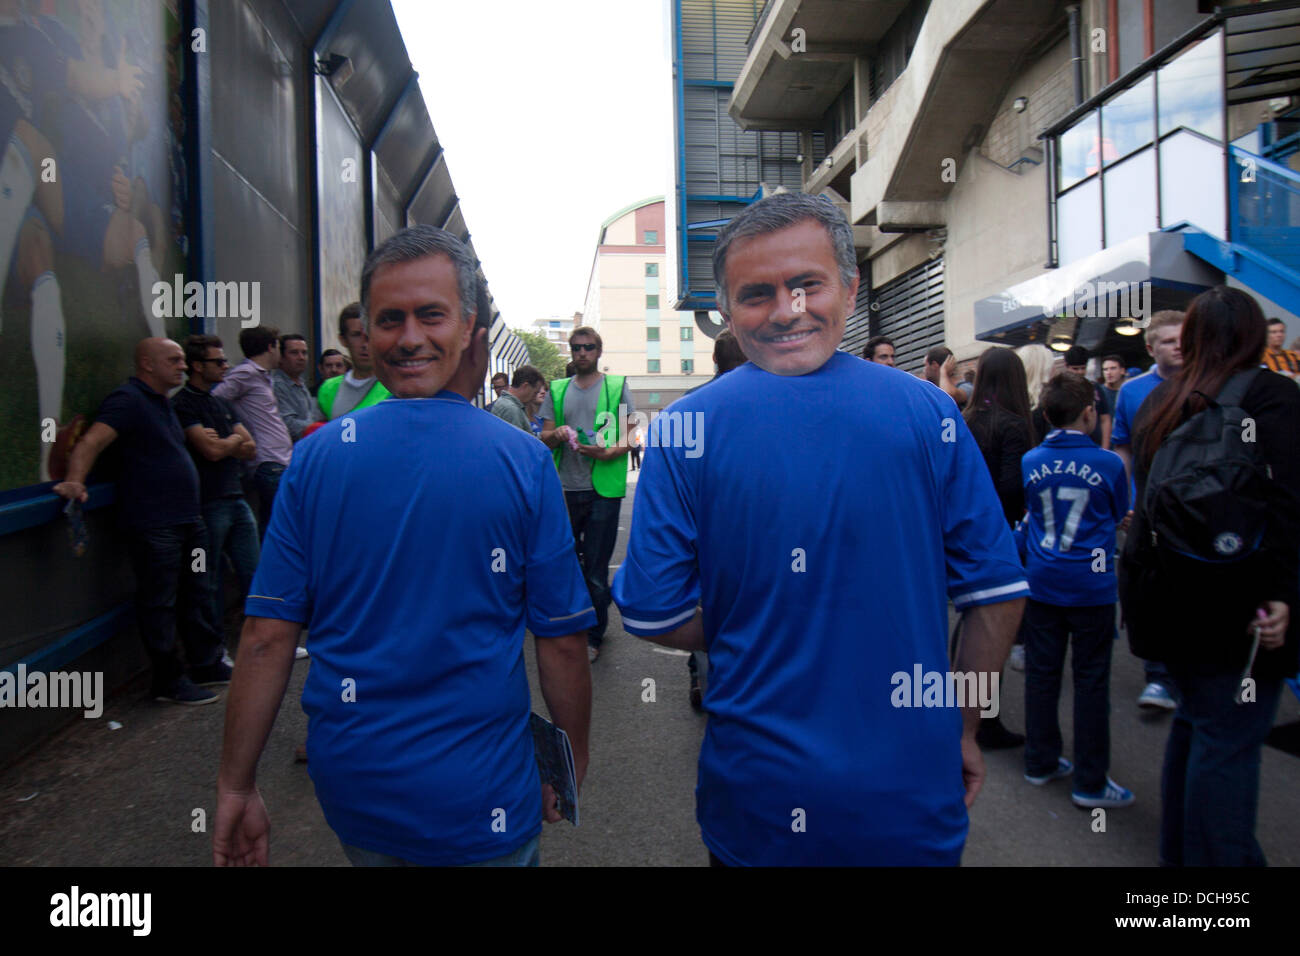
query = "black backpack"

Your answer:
(1141, 369), (1268, 564)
